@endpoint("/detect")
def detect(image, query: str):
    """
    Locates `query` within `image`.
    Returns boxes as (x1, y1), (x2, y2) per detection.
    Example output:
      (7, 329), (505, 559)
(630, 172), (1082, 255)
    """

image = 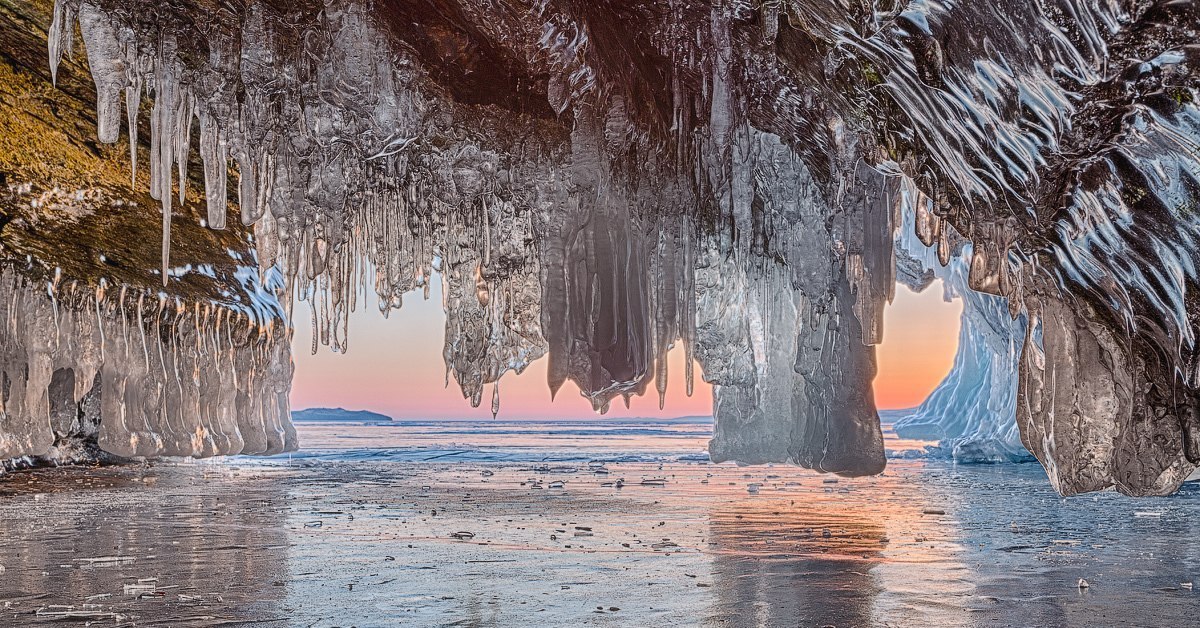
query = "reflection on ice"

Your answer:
(0, 422), (1196, 625)
(0, 465), (291, 623)
(707, 495), (886, 626)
